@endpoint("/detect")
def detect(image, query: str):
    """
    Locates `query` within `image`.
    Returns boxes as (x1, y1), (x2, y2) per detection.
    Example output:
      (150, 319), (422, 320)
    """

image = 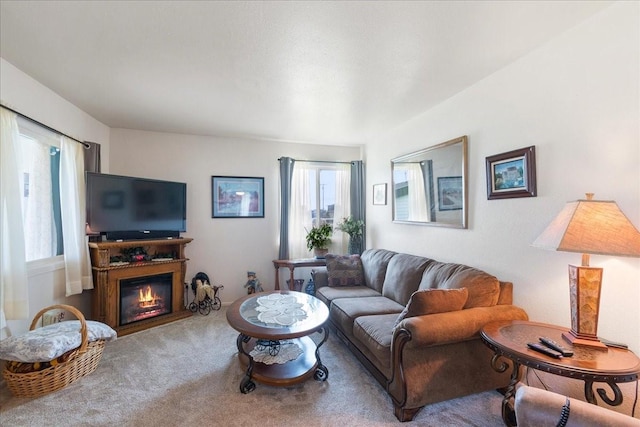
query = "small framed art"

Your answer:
(485, 146), (536, 200)
(373, 183), (387, 205)
(437, 176), (463, 210)
(212, 176), (264, 218)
